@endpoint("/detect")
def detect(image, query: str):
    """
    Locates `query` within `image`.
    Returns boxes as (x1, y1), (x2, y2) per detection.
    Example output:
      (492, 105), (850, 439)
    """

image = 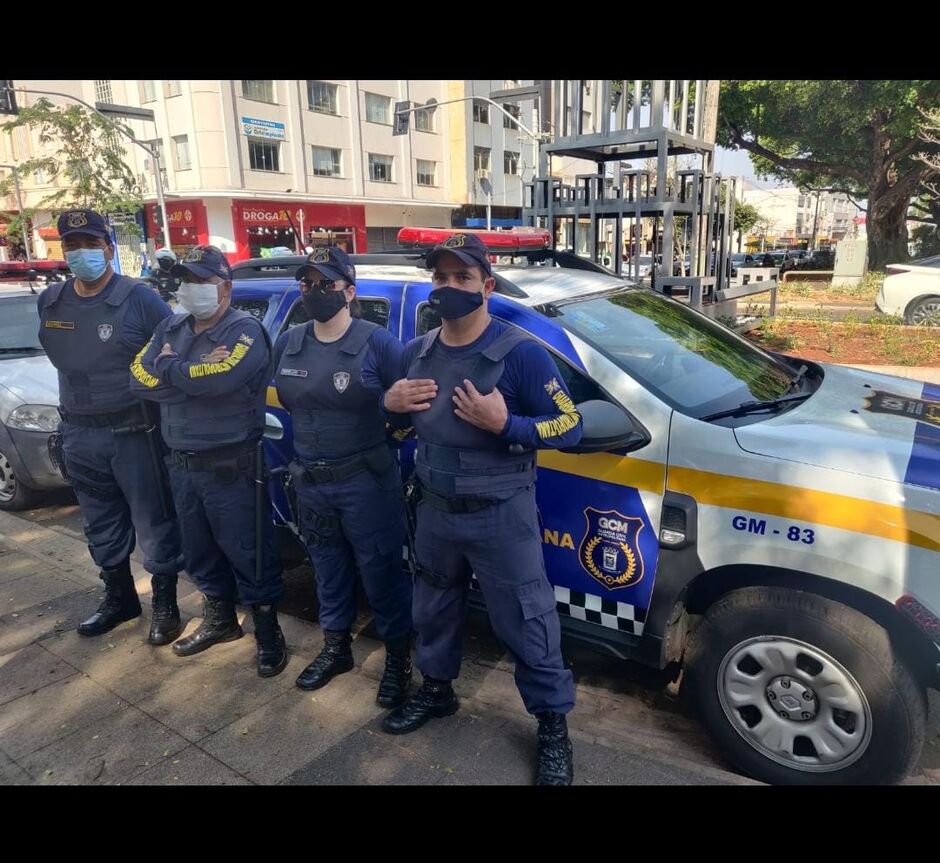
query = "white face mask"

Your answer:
(177, 282), (221, 320)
